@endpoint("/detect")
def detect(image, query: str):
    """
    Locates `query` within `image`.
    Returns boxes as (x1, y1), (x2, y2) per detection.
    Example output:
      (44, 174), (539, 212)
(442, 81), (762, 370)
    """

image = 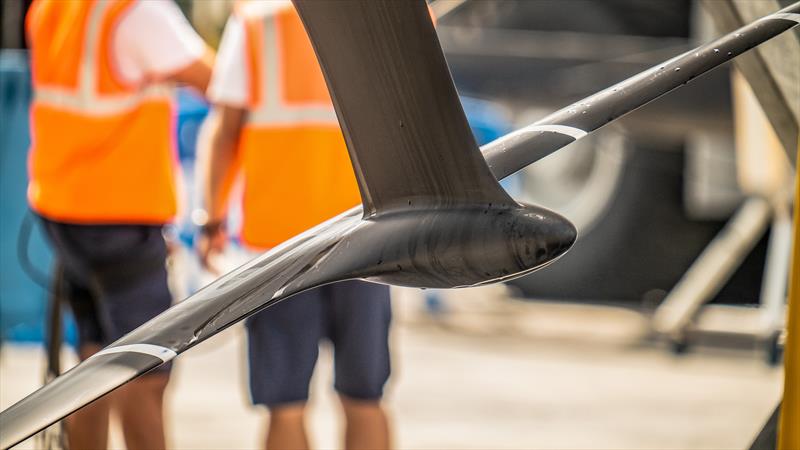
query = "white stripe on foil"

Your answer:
(518, 124), (588, 140)
(92, 344), (177, 363)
